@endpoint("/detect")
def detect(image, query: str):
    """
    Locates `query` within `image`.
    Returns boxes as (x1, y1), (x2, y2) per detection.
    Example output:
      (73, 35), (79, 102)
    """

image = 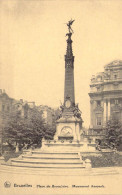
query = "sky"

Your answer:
(0, 0), (122, 127)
